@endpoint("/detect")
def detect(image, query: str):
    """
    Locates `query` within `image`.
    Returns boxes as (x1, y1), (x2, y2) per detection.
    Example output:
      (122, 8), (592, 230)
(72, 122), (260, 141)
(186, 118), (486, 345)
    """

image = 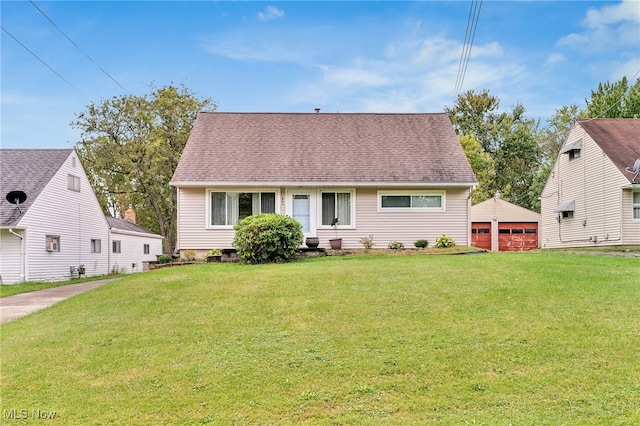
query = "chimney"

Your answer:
(124, 204), (136, 224)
